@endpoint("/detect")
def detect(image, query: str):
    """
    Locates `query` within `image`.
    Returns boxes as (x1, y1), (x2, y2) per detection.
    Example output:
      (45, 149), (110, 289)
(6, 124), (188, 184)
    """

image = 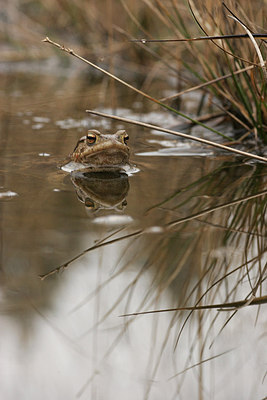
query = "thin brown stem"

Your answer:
(119, 295), (267, 317)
